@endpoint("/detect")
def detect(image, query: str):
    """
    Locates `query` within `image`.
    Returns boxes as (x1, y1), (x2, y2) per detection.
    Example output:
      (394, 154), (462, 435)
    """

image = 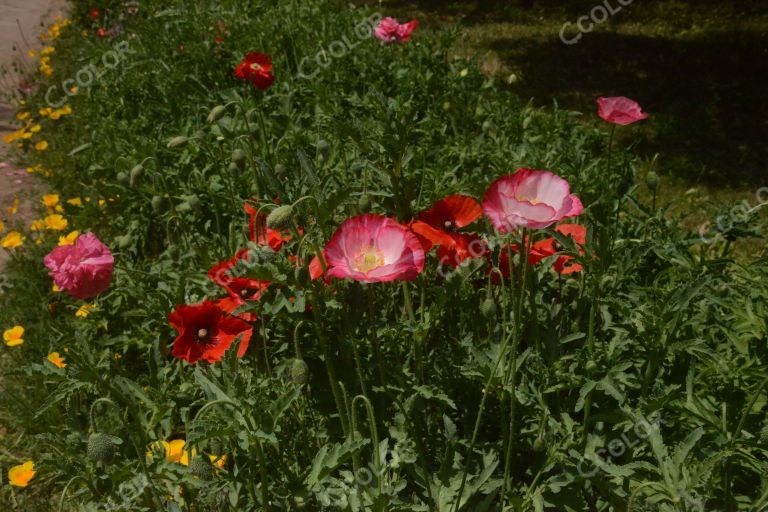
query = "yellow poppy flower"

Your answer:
(43, 214), (67, 230)
(30, 219), (45, 231)
(35, 141), (49, 151)
(7, 198), (20, 215)
(1, 231), (24, 248)
(39, 107), (52, 117)
(75, 304), (96, 318)
(0, 220), (4, 233)
(8, 461), (35, 487)
(3, 326), (24, 347)
(16, 111), (30, 120)
(47, 352), (66, 368)
(66, 197), (83, 206)
(29, 124), (41, 133)
(52, 283), (60, 292)
(98, 199), (106, 207)
(58, 231), (79, 246)
(42, 194), (59, 207)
